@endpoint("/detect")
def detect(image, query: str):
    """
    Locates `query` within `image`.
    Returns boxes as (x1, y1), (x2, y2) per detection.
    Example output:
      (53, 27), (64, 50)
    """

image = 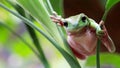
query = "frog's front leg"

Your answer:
(96, 20), (116, 53)
(50, 12), (64, 26)
(95, 21), (104, 37)
(96, 30), (104, 38)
